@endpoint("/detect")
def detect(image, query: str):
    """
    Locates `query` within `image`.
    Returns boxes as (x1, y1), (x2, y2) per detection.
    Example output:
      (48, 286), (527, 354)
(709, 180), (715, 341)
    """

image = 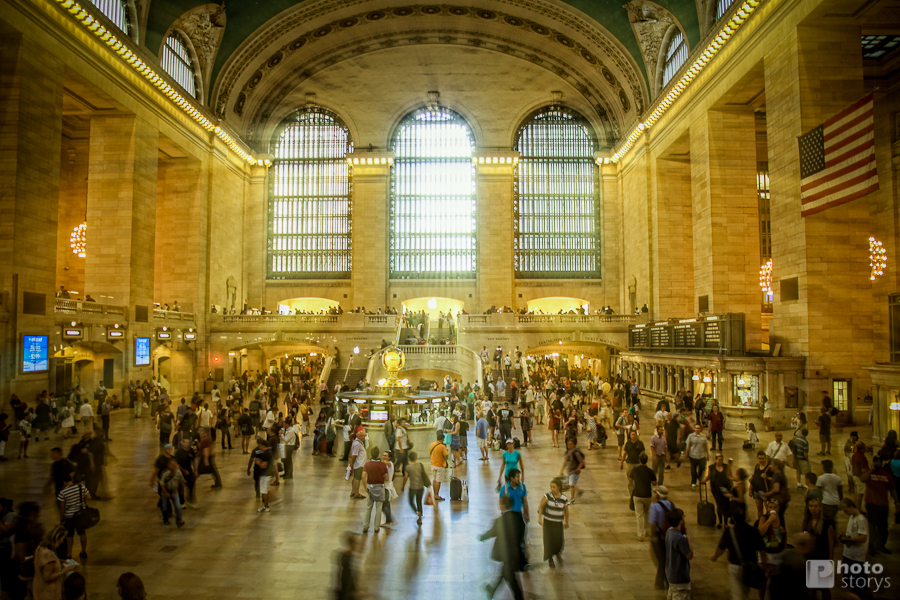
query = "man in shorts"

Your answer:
(349, 428), (367, 499)
(248, 437), (277, 512)
(560, 438), (586, 504)
(476, 413), (489, 461)
(429, 431), (449, 501)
